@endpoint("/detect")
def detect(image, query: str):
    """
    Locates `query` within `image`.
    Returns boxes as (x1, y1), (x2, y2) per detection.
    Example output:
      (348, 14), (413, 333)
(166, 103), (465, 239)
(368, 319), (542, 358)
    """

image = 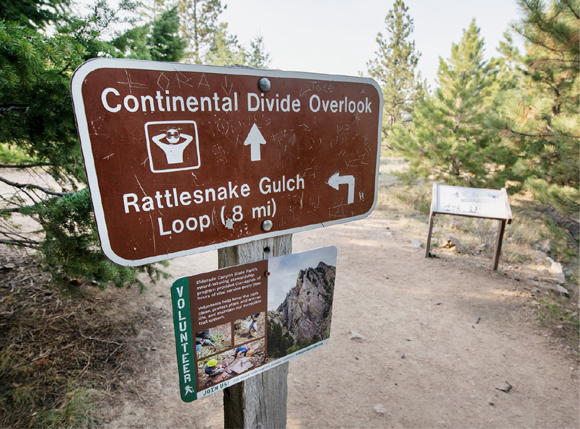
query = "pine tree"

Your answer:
(491, 0), (579, 215)
(203, 23), (247, 66)
(137, 0), (171, 21)
(0, 0), (70, 28)
(367, 0), (424, 144)
(0, 1), (187, 288)
(203, 26), (271, 68)
(391, 20), (505, 187)
(248, 35), (271, 69)
(148, 7), (188, 62)
(177, 0), (224, 63)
